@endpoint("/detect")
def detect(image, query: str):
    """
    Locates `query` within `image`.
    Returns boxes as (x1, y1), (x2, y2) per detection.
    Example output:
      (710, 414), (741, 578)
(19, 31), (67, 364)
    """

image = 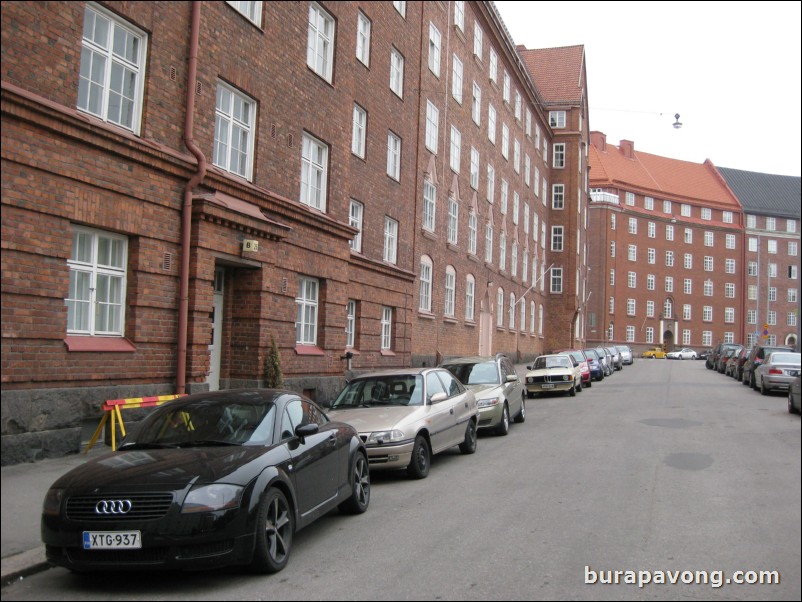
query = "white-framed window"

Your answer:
(387, 131), (401, 180)
(723, 211), (733, 224)
(551, 226), (564, 252)
(525, 155), (531, 187)
(726, 233), (736, 249)
(789, 312), (798, 327)
(393, 1), (406, 17)
(485, 223), (494, 263)
(680, 203), (691, 217)
(549, 111), (566, 128)
(703, 306), (712, 321)
(511, 242), (518, 277)
(450, 126), (461, 172)
(500, 179), (508, 214)
(553, 143), (566, 168)
(471, 82), (482, 125)
(451, 54), (463, 103)
(766, 217), (776, 231)
(473, 21), (483, 59)
(647, 248), (655, 264)
(748, 237), (758, 252)
(66, 227), (127, 336)
(444, 266), (456, 317)
(383, 217), (398, 264)
(704, 279), (713, 296)
(704, 231), (714, 247)
(300, 133), (328, 211)
(725, 307), (735, 324)
(486, 164), (495, 203)
(748, 261), (758, 276)
(747, 309), (757, 324)
(644, 196), (654, 210)
(349, 199), (363, 252)
(746, 215), (757, 228)
(425, 100), (439, 153)
(748, 284), (758, 300)
(704, 256), (713, 271)
(497, 289), (504, 327)
(538, 304), (544, 335)
(79, 3), (147, 134)
(423, 179), (436, 232)
(701, 207), (711, 220)
(514, 139), (521, 173)
(390, 47), (405, 97)
(725, 283), (735, 298)
(501, 124), (509, 159)
(626, 325), (635, 342)
(646, 301), (655, 317)
(345, 300), (356, 348)
(684, 278), (692, 294)
(629, 244), (638, 262)
(663, 200), (672, 214)
(381, 307), (393, 350)
(489, 48), (498, 83)
(503, 71), (511, 104)
(767, 239), (778, 254)
(447, 196), (459, 245)
(551, 267), (563, 294)
(647, 274), (655, 290)
(465, 275), (475, 321)
(428, 23), (441, 77)
(551, 184), (565, 209)
(666, 224), (674, 241)
(352, 104), (367, 158)
(787, 219), (797, 233)
(295, 277), (319, 345)
(307, 3), (335, 82)
(509, 293), (516, 329)
(214, 82), (256, 180)
(512, 192), (520, 225)
(684, 253), (693, 269)
(769, 286), (777, 301)
(769, 263), (777, 277)
(628, 271), (637, 288)
(627, 299), (636, 316)
(468, 212), (477, 255)
(790, 241), (799, 256)
(487, 104), (496, 144)
(470, 147), (480, 189)
(665, 276), (674, 292)
(356, 10), (371, 66)
(454, 0), (464, 30)
(628, 217), (638, 235)
(725, 258), (736, 274)
(227, 1), (263, 26)
(683, 304), (692, 320)
(663, 299), (673, 319)
(664, 250), (674, 266)
(683, 227), (692, 243)
(499, 232), (507, 271)
(702, 331), (712, 346)
(418, 255), (433, 312)
(682, 329), (691, 346)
